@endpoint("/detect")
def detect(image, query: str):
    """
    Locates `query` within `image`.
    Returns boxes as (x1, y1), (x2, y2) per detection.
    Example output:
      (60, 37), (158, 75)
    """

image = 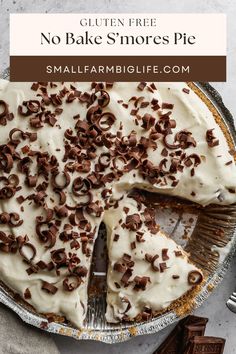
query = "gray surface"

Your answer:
(0, 0), (236, 353)
(0, 304), (59, 354)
